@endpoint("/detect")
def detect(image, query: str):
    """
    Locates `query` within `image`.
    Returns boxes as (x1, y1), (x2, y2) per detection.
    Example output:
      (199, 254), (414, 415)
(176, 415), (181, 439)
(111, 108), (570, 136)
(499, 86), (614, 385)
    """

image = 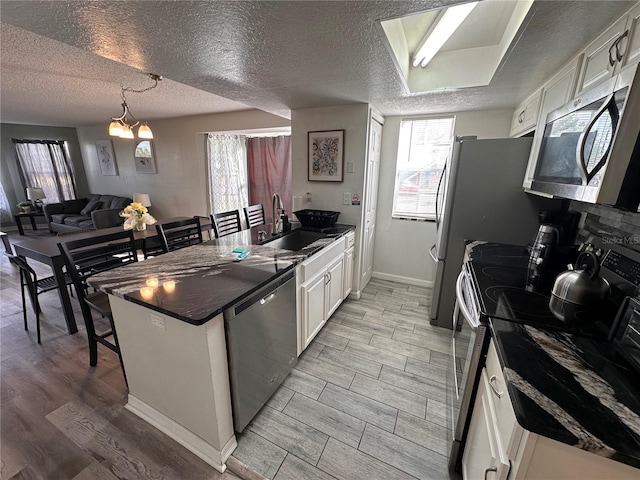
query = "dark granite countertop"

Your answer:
(490, 318), (640, 469)
(88, 225), (355, 325)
